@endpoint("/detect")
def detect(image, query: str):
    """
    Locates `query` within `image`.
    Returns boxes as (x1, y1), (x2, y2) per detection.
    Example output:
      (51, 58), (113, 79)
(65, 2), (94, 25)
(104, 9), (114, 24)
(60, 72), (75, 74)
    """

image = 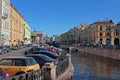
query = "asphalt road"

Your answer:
(0, 47), (31, 59)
